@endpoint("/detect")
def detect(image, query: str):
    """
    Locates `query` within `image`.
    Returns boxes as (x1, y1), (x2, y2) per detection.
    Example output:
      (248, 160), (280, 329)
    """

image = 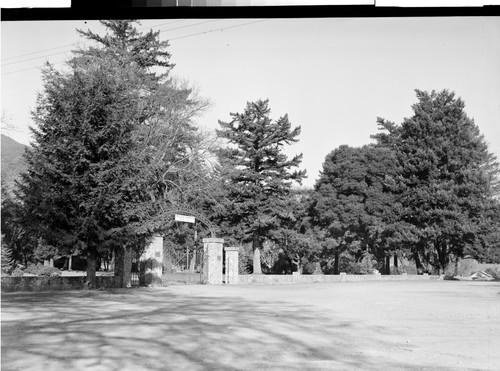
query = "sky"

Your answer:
(2, 17), (500, 188)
